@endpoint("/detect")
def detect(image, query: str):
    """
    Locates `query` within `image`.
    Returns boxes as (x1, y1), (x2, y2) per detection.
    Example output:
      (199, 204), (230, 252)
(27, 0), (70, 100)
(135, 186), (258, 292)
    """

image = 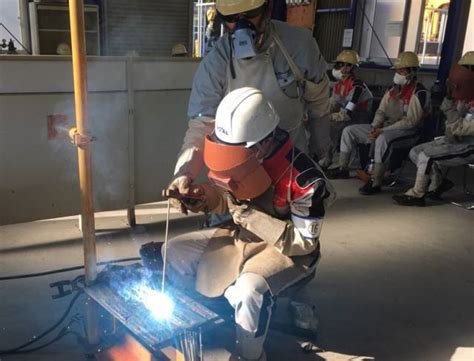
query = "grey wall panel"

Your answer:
(0, 92), (129, 225)
(0, 58), (127, 93)
(133, 60), (199, 90)
(134, 90), (191, 205)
